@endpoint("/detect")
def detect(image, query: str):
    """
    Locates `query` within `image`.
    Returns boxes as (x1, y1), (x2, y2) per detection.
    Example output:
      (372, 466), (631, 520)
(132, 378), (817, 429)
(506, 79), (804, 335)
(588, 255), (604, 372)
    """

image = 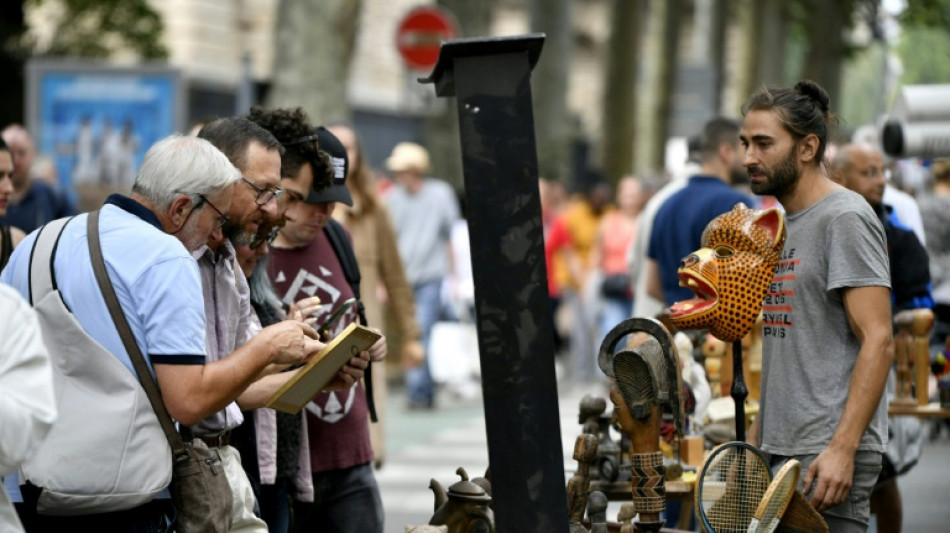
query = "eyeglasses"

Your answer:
(249, 225), (280, 250)
(859, 167), (884, 180)
(196, 194), (230, 229)
(242, 177), (284, 206)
